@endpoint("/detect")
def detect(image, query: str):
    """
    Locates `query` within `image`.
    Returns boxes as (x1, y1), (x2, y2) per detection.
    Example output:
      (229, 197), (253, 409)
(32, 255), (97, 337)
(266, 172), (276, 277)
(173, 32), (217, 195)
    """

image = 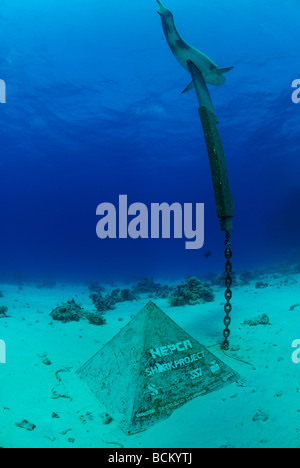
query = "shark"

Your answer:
(156, 0), (233, 93)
